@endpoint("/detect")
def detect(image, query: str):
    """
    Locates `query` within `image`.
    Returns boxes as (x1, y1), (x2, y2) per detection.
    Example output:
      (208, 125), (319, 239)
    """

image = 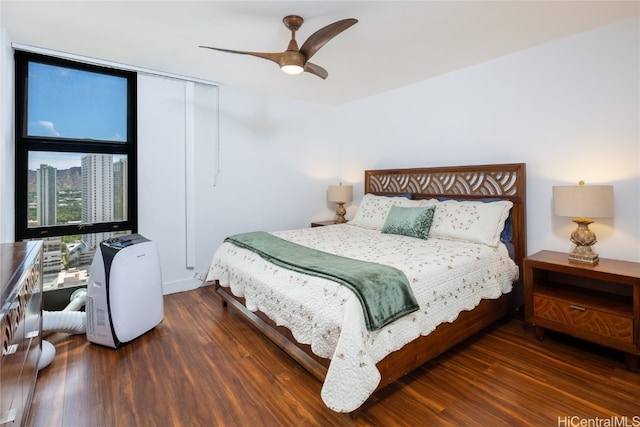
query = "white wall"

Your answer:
(203, 85), (338, 239)
(139, 78), (339, 293)
(161, 85), (338, 291)
(336, 17), (639, 263)
(0, 28), (14, 242)
(137, 74), (196, 293)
